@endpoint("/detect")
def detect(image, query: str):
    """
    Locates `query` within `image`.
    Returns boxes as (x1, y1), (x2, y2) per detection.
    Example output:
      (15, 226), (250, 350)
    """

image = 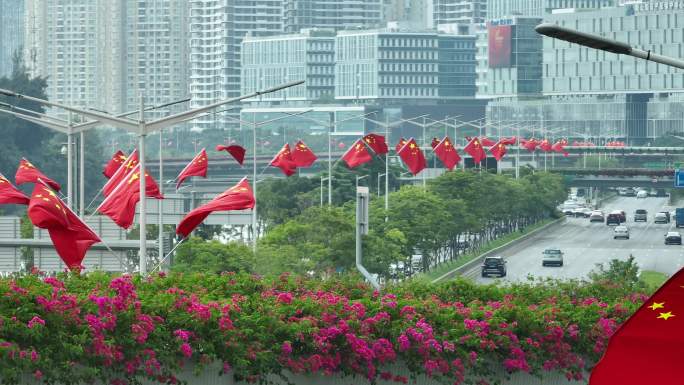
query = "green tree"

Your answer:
(172, 237), (255, 274)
